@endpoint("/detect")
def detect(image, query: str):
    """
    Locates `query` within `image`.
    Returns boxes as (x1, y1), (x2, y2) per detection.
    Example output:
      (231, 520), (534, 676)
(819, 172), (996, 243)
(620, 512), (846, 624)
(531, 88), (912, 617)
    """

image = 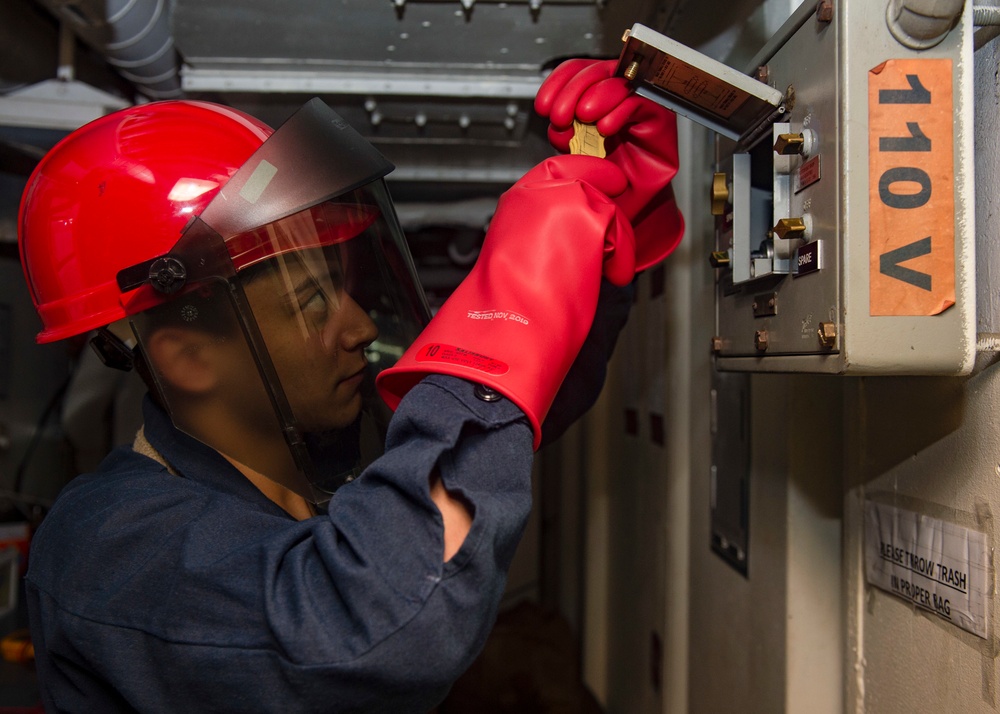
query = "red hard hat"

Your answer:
(18, 101), (273, 344)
